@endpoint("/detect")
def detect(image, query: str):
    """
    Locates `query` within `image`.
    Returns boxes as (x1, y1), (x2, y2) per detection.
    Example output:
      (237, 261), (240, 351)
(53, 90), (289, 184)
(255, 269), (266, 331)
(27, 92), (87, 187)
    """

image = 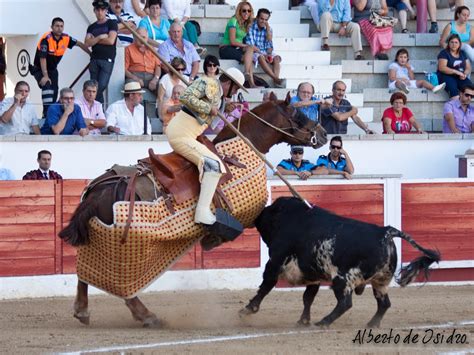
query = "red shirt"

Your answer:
(382, 107), (414, 134)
